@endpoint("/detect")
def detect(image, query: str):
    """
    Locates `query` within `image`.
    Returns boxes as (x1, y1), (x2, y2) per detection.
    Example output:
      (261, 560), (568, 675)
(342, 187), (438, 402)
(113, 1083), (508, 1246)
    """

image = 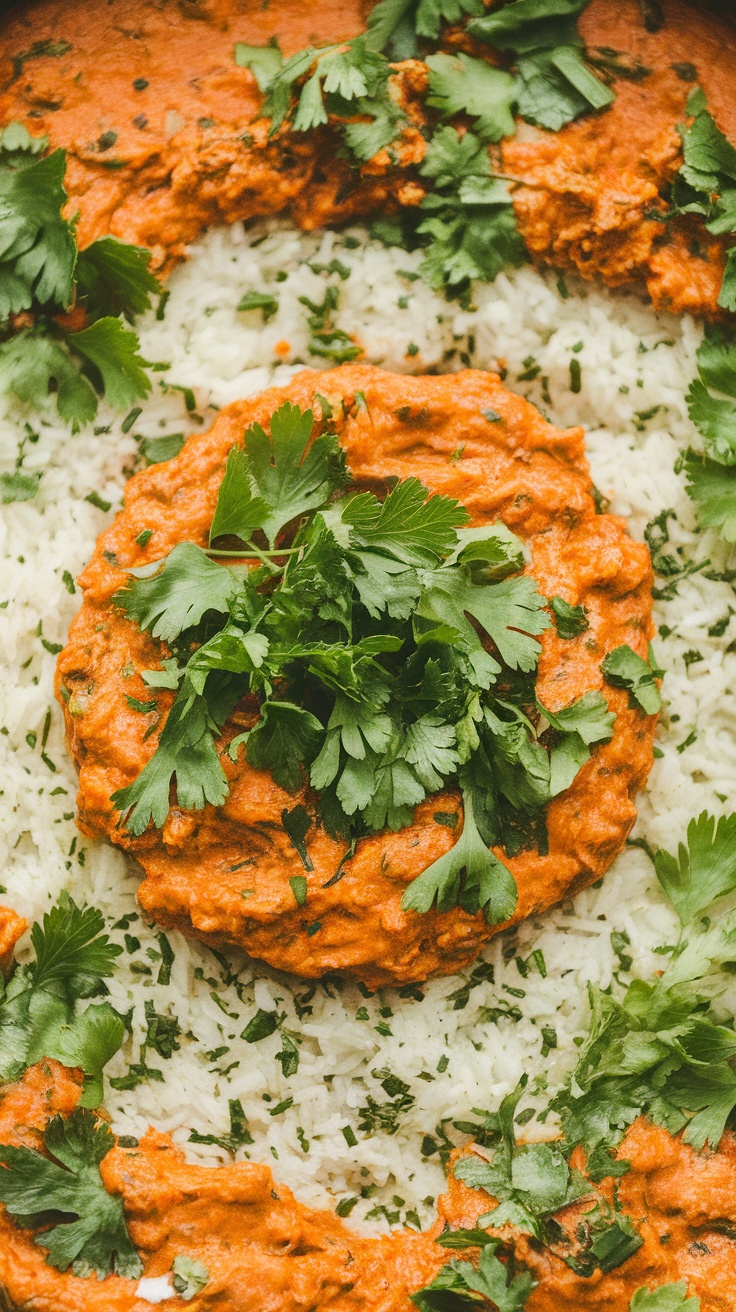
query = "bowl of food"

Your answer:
(1, 1), (736, 1308)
